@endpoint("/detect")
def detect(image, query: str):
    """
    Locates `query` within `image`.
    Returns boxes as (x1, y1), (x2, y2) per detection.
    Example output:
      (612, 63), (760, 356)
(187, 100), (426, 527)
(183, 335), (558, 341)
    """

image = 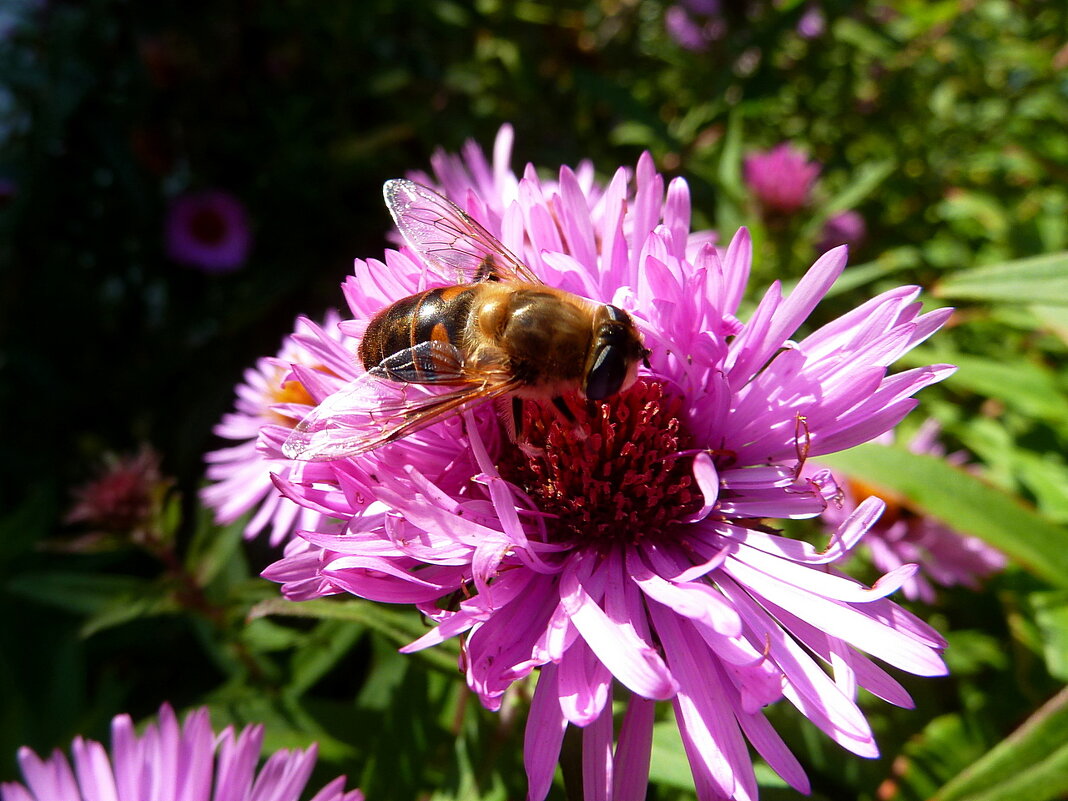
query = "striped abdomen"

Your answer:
(358, 285), (477, 373)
